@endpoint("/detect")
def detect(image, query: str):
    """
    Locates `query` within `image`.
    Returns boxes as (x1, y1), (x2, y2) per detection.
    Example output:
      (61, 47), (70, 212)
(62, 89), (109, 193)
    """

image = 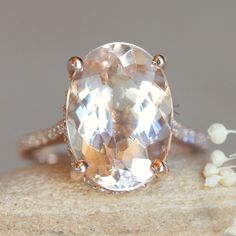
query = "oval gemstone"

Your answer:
(66, 42), (173, 192)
